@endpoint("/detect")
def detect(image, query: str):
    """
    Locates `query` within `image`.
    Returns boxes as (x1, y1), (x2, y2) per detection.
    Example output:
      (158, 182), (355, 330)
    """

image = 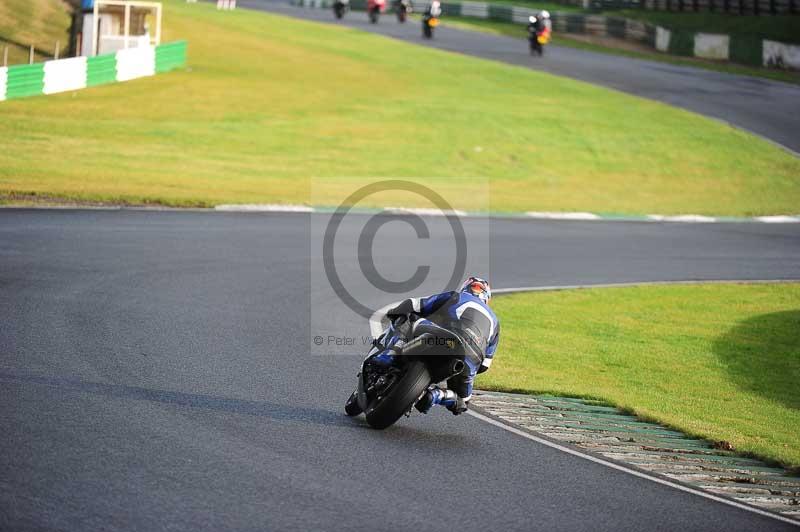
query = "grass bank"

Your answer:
(0, 0), (72, 65)
(484, 283), (800, 469)
(1, 0), (799, 214)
